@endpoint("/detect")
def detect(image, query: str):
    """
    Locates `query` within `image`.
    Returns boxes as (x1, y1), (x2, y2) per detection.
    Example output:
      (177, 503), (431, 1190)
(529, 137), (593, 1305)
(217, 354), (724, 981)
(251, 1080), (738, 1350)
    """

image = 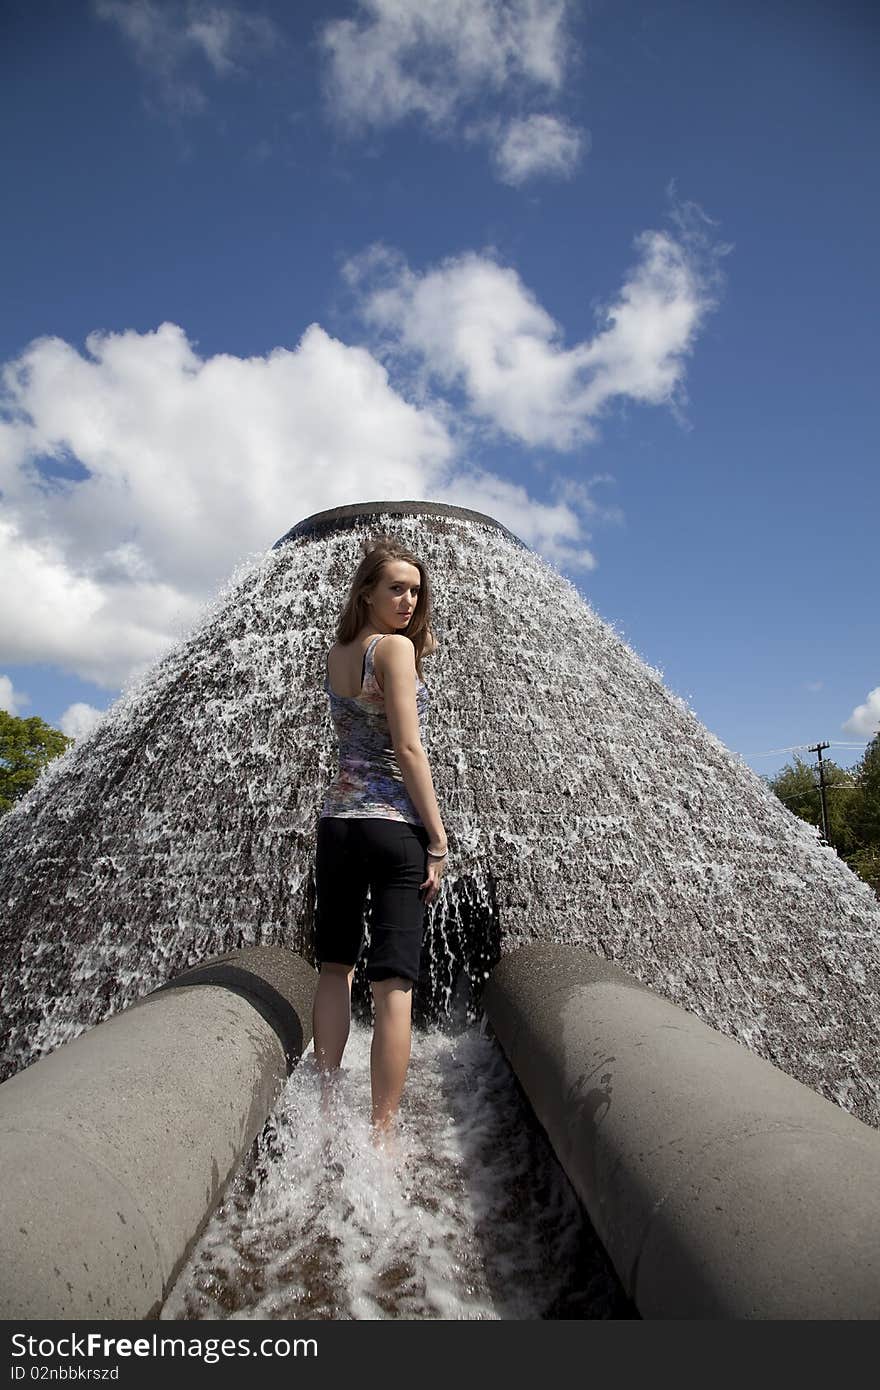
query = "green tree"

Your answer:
(847, 734), (880, 846)
(767, 755), (858, 856)
(0, 711), (73, 815)
(846, 845), (880, 898)
(844, 734), (880, 897)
